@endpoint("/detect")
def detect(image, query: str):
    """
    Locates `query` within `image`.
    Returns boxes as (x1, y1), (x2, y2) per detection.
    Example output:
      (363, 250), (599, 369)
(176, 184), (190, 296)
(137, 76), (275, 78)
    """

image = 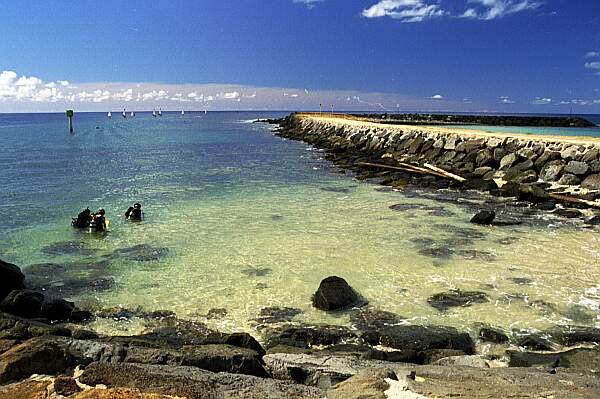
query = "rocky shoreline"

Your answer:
(2, 257), (600, 398)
